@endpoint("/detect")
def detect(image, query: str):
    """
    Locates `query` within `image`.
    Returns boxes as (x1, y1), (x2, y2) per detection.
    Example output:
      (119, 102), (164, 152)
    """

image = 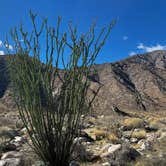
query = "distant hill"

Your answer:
(0, 50), (166, 113)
